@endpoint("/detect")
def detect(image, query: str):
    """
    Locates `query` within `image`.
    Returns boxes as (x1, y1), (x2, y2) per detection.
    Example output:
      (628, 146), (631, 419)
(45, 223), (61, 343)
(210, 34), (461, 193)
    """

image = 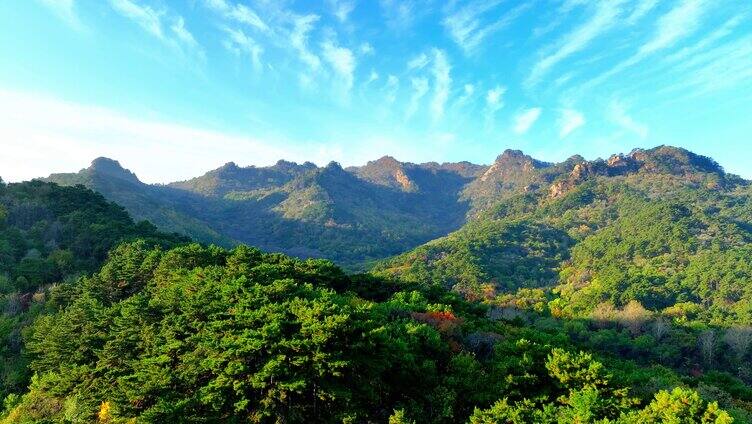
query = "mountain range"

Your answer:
(42, 145), (752, 324)
(44, 153), (488, 269)
(42, 146), (742, 270)
(3, 145), (752, 421)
